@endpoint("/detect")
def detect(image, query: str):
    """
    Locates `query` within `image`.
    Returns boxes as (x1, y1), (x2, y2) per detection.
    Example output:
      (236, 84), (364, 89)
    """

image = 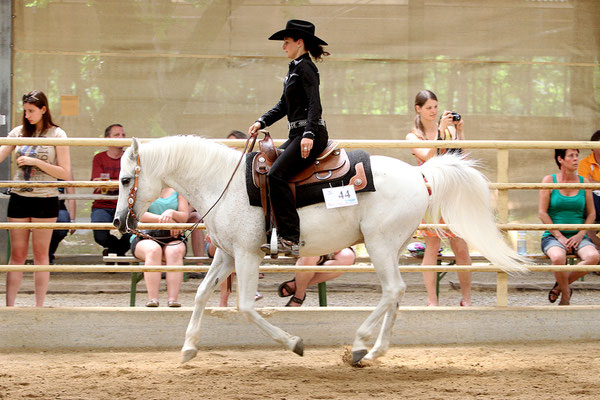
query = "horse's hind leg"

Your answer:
(181, 249), (234, 363)
(351, 247), (406, 364)
(234, 254), (304, 355)
(363, 296), (401, 362)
